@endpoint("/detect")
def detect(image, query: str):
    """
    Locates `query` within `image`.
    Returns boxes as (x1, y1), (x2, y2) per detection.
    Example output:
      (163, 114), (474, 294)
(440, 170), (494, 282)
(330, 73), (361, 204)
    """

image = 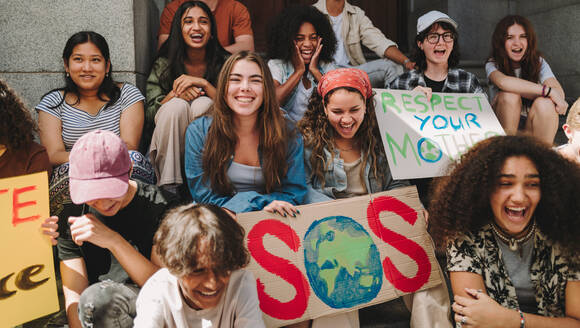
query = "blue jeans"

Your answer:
(354, 59), (404, 89)
(78, 280), (139, 328)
